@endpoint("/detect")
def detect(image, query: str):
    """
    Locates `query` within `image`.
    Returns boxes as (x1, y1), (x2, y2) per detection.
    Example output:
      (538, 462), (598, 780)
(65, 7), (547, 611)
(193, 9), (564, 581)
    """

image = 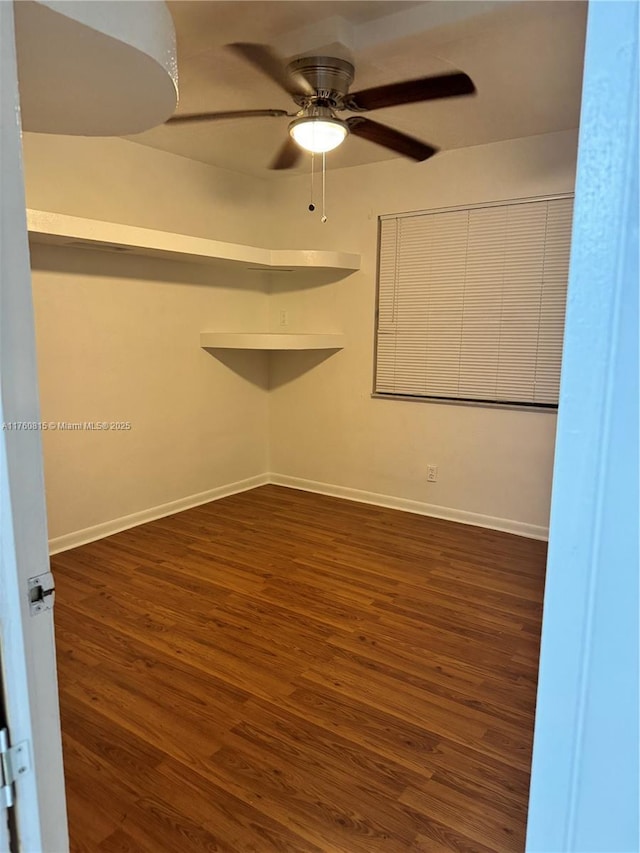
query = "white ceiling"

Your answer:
(126, 0), (587, 178)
